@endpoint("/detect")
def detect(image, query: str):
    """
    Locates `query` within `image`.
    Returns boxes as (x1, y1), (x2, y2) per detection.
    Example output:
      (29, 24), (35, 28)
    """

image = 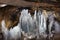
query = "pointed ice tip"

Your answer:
(0, 4), (7, 7)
